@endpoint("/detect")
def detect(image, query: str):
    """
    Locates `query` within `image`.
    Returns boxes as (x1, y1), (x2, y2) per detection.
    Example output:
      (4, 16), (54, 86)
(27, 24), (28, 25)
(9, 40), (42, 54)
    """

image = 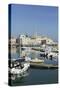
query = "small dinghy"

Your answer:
(30, 58), (44, 63)
(25, 57), (44, 63)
